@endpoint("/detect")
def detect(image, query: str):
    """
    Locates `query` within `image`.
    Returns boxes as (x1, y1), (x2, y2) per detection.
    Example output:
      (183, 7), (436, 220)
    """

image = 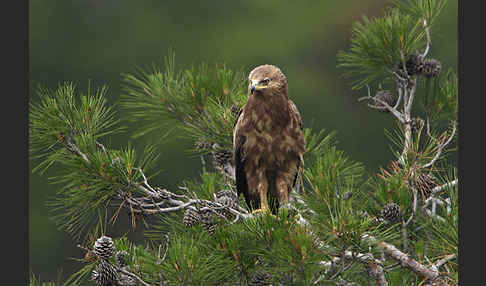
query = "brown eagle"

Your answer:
(233, 64), (306, 215)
